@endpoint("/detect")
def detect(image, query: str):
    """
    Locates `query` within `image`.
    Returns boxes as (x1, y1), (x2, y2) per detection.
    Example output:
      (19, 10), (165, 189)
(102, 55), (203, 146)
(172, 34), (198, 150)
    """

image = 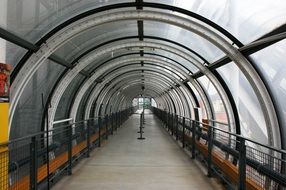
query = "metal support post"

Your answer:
(182, 117), (185, 148)
(111, 114), (114, 135)
(165, 112), (167, 127)
(207, 127), (213, 177)
(114, 113), (117, 130)
(171, 114), (174, 136)
(191, 120), (196, 159)
(142, 109), (145, 124)
(119, 112), (121, 126)
(175, 115), (178, 140)
(98, 117), (102, 147)
(167, 113), (170, 131)
(105, 115), (108, 140)
(238, 138), (246, 190)
(67, 125), (73, 175)
(117, 112), (119, 129)
(86, 120), (90, 158)
(30, 136), (38, 190)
